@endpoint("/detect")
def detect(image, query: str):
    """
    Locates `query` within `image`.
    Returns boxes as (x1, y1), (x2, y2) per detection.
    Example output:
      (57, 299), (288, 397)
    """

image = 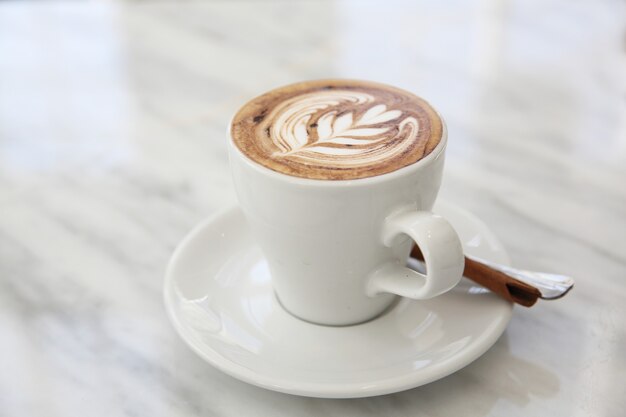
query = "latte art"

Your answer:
(269, 91), (420, 169)
(231, 80), (443, 180)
